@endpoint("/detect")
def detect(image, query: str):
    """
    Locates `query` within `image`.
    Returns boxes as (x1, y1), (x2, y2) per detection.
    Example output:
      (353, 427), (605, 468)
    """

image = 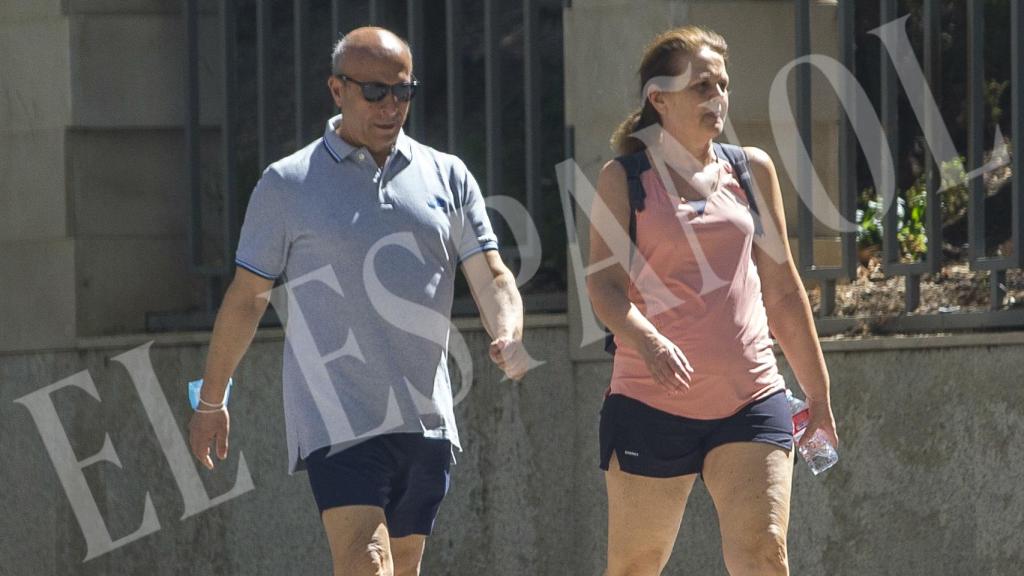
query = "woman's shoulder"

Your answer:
(741, 146), (775, 172)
